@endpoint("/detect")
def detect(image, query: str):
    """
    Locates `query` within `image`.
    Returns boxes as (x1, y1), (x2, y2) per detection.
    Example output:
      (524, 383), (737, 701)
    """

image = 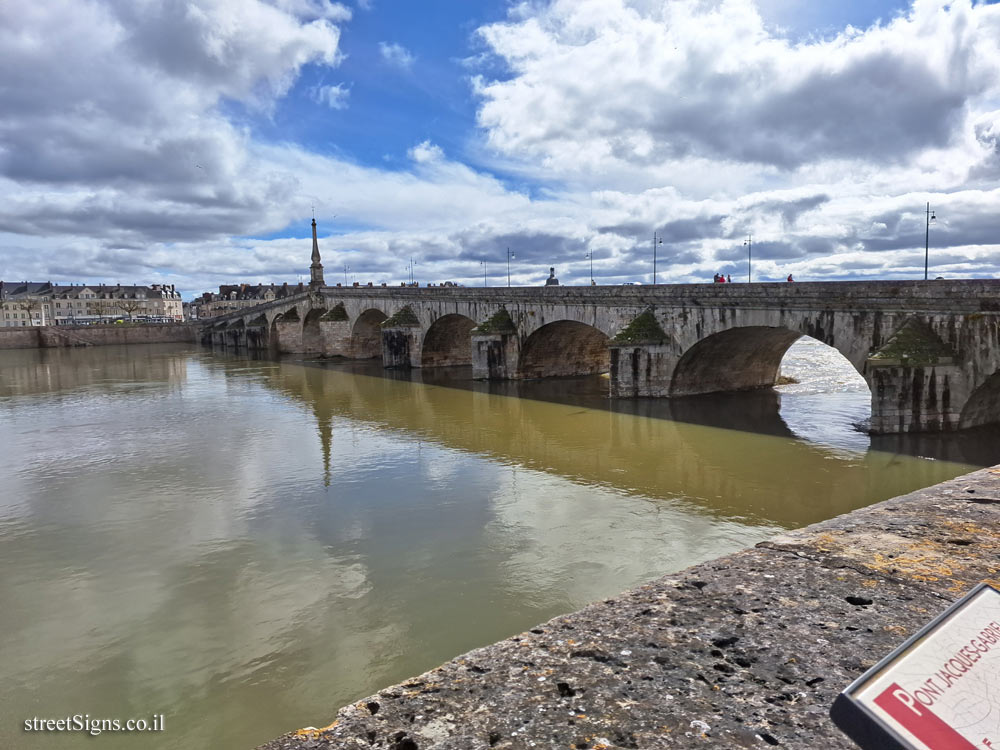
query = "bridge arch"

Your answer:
(518, 320), (610, 379)
(959, 370), (1000, 429)
(422, 314), (477, 367)
(352, 308), (387, 359)
(302, 307), (327, 354)
(671, 326), (863, 397)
